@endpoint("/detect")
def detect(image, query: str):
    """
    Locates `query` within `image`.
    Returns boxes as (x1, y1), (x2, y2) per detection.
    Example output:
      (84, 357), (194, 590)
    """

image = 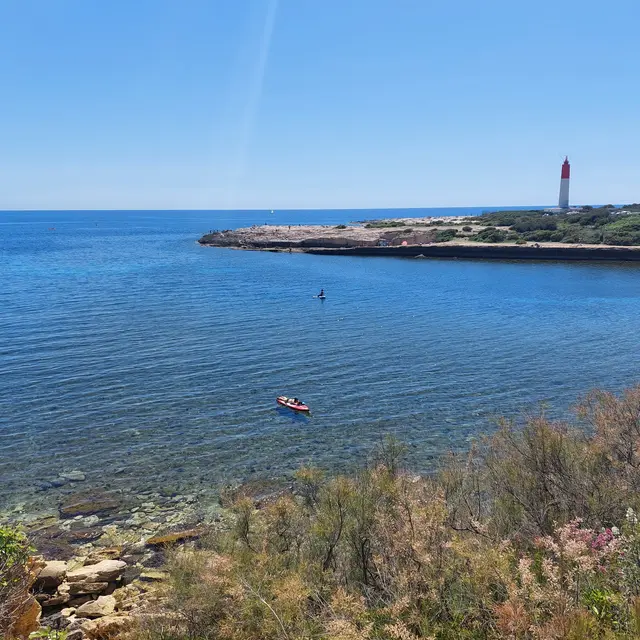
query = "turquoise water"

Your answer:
(2, 208), (640, 518)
